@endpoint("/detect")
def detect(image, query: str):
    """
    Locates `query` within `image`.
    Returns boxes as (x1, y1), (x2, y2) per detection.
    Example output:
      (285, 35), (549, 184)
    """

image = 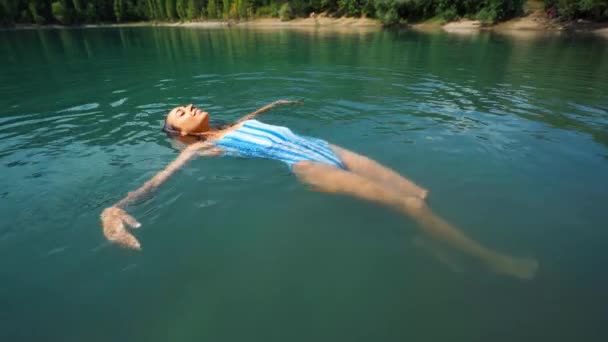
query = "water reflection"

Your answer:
(1, 28), (607, 156)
